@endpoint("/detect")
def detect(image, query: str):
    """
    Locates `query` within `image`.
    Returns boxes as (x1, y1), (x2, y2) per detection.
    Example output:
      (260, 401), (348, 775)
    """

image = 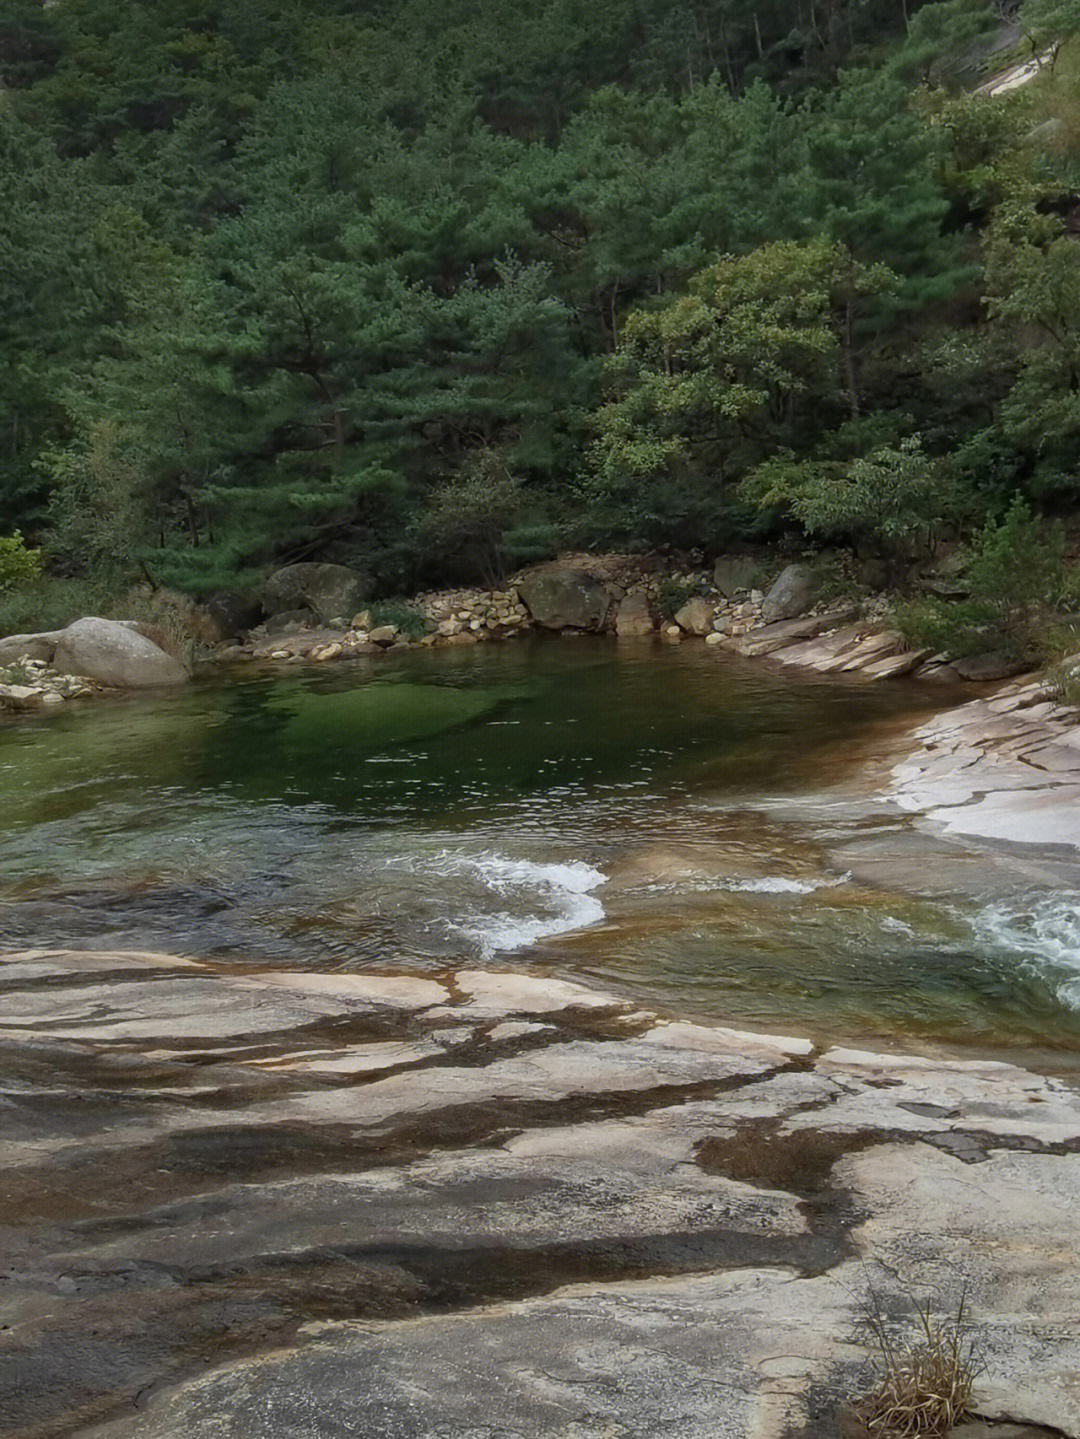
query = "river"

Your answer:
(4, 635), (1080, 1061)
